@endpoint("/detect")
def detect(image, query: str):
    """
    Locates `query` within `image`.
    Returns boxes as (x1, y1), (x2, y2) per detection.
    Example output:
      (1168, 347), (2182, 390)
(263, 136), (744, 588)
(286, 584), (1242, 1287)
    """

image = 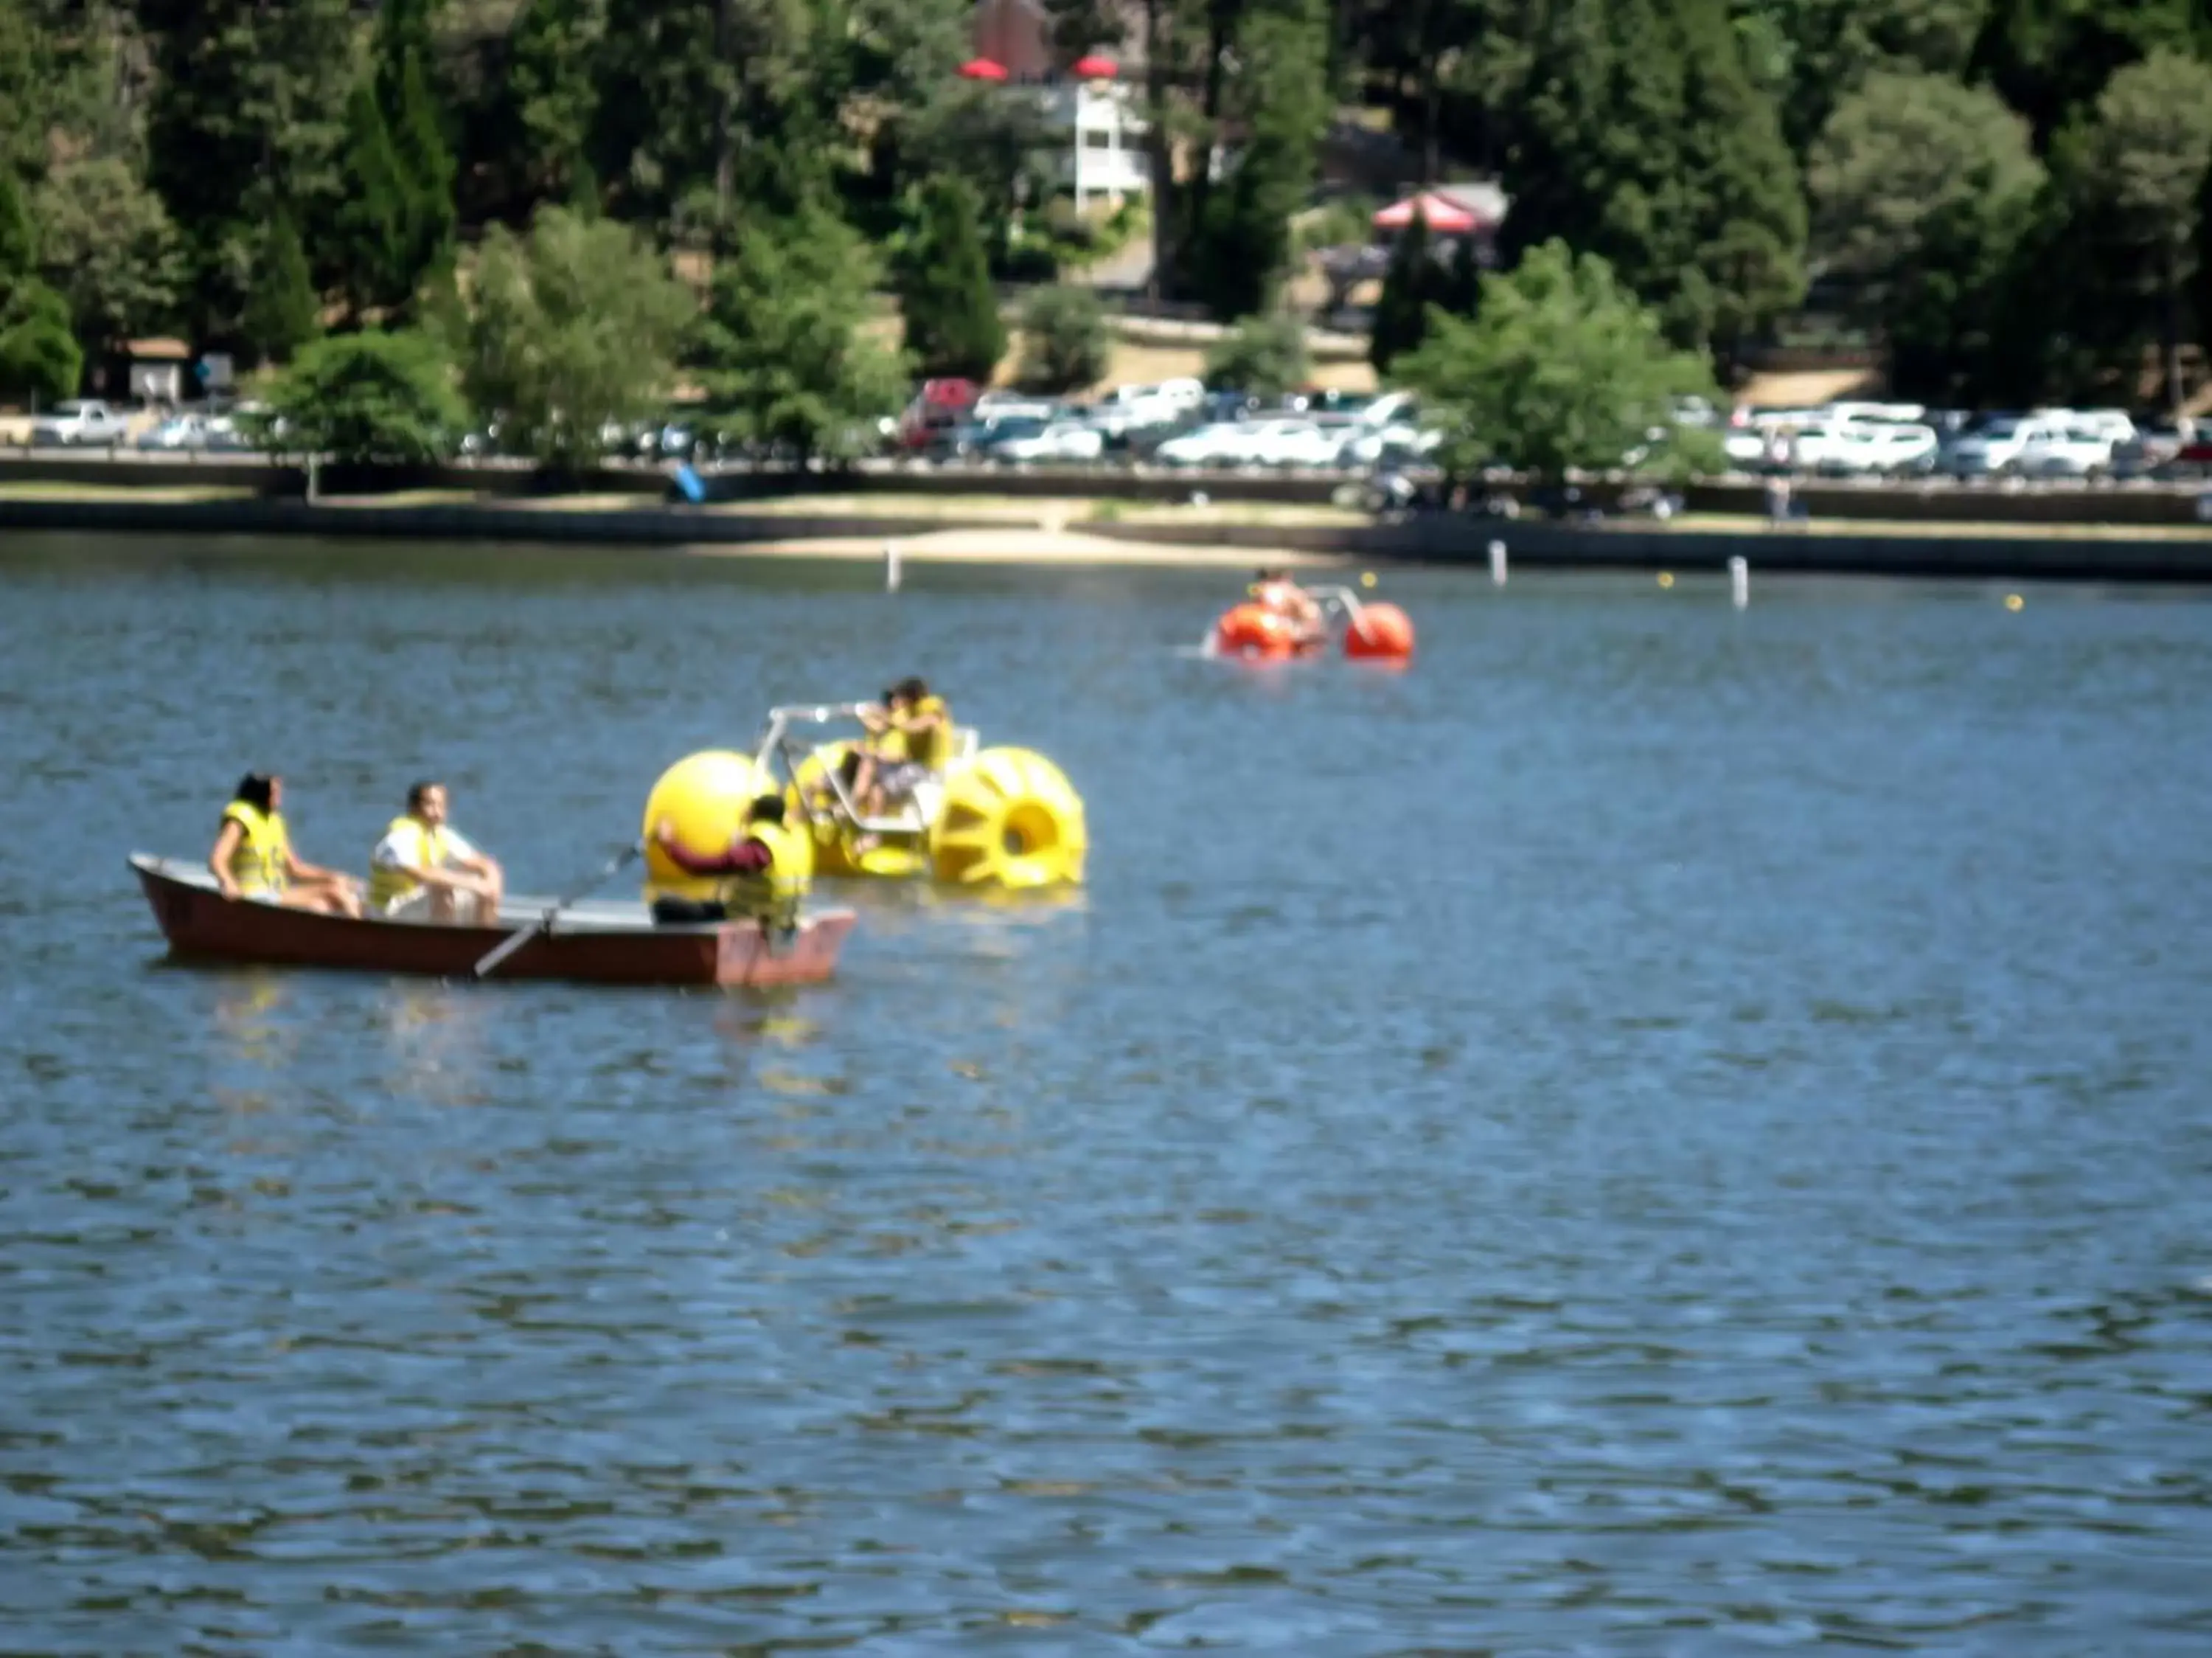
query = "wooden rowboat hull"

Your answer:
(131, 856), (855, 988)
